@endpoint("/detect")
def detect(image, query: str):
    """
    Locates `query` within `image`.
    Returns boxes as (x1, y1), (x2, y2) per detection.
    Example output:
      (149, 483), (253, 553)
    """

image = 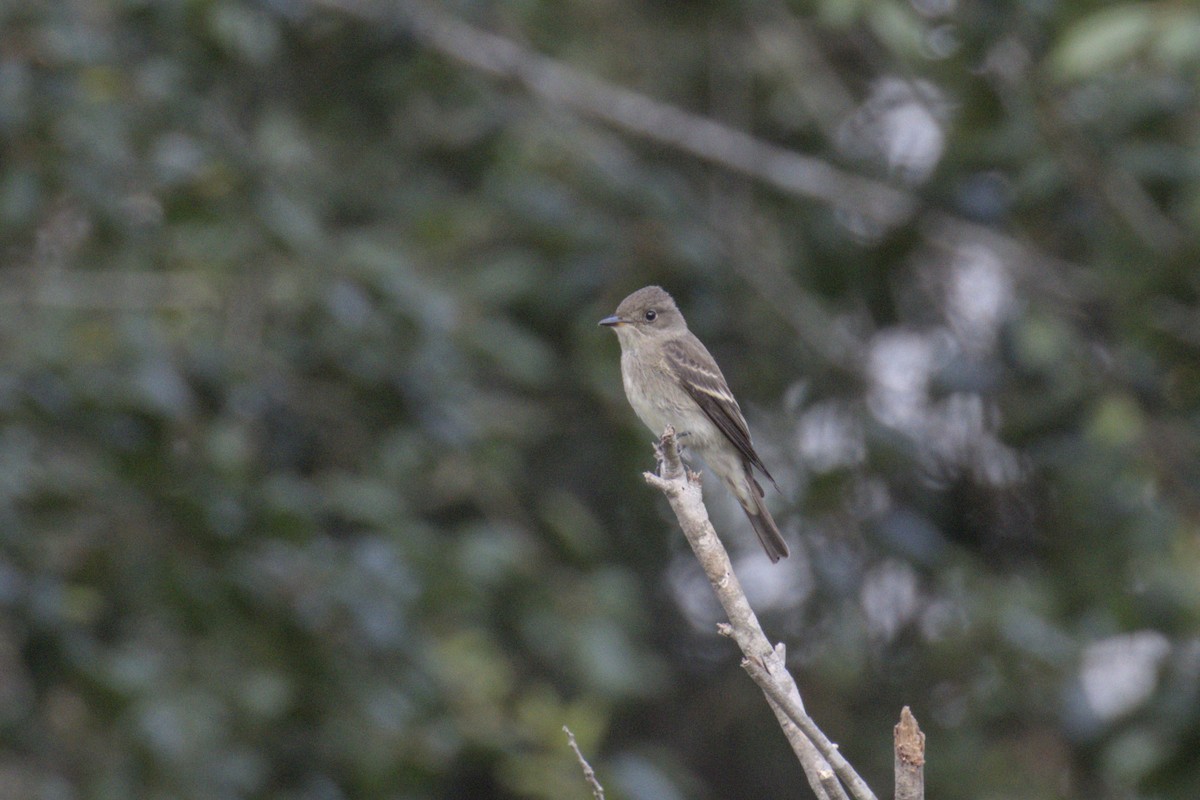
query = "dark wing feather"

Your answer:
(664, 338), (778, 491)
